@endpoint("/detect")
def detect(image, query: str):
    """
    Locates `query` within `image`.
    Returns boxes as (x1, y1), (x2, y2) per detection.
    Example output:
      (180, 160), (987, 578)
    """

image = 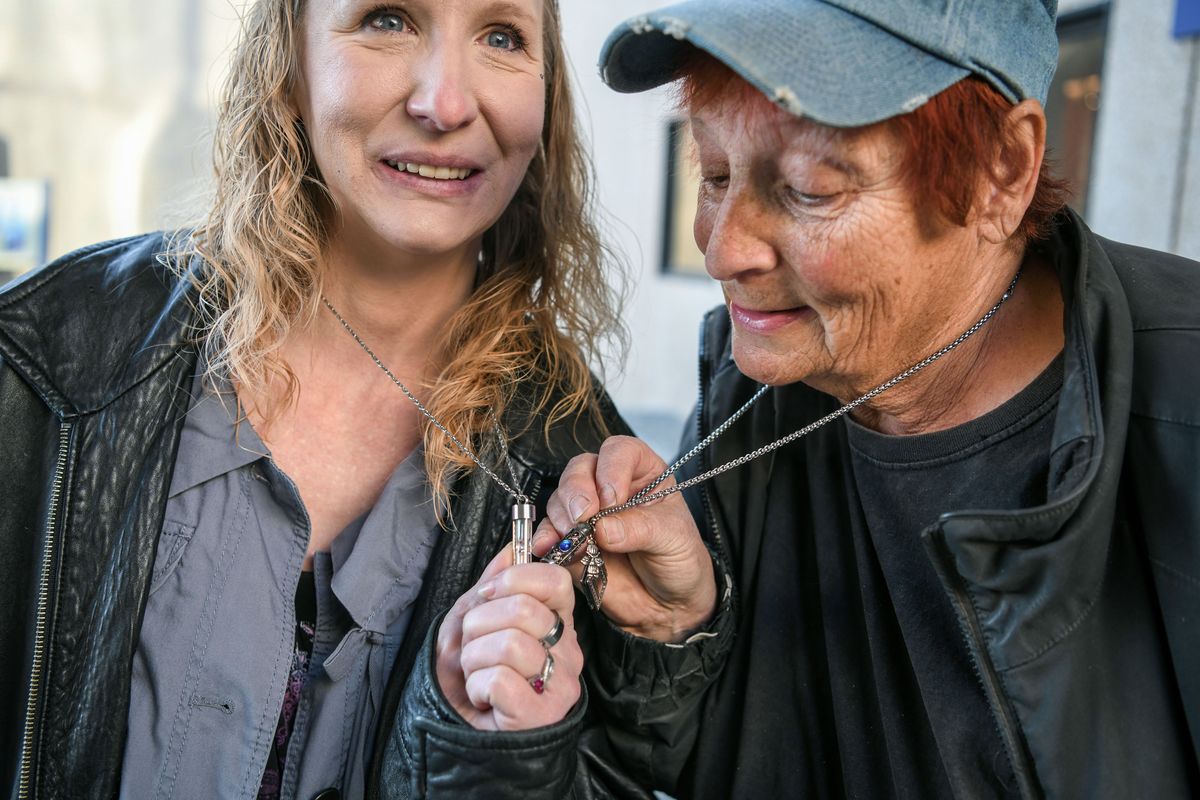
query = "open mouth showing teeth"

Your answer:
(385, 161), (474, 180)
